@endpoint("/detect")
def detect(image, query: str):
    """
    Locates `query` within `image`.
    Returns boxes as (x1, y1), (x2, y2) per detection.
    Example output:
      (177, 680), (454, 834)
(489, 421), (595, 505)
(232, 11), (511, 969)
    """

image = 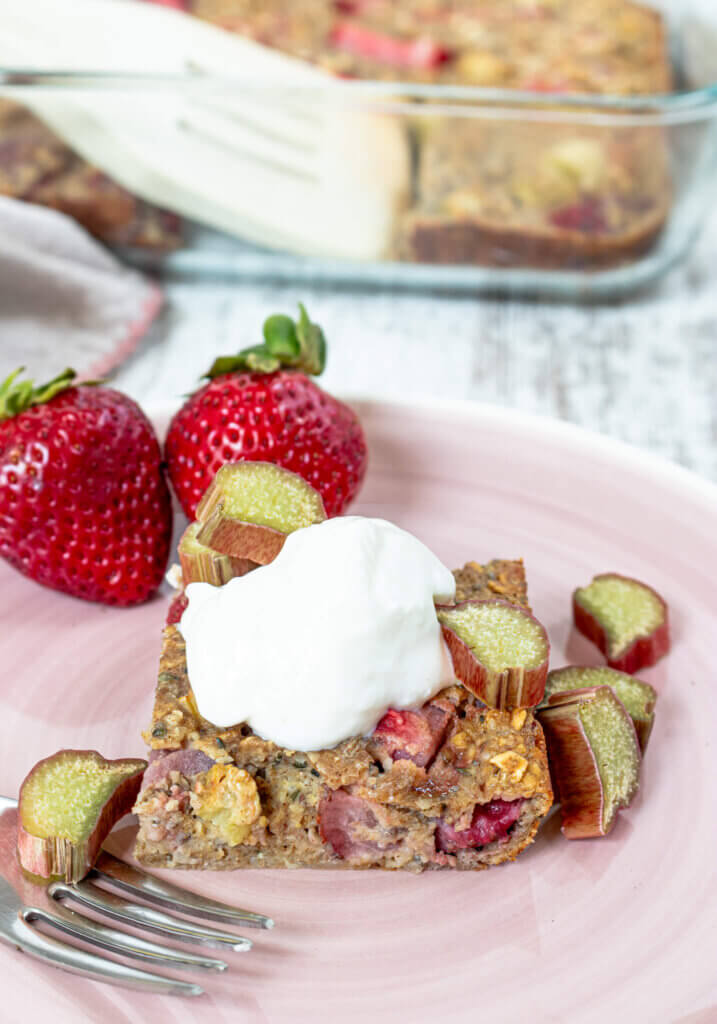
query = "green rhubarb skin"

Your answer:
(575, 576), (664, 659)
(578, 694), (641, 831)
(197, 462), (326, 534)
(21, 758), (142, 842)
(546, 666), (656, 733)
(440, 602), (547, 671)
